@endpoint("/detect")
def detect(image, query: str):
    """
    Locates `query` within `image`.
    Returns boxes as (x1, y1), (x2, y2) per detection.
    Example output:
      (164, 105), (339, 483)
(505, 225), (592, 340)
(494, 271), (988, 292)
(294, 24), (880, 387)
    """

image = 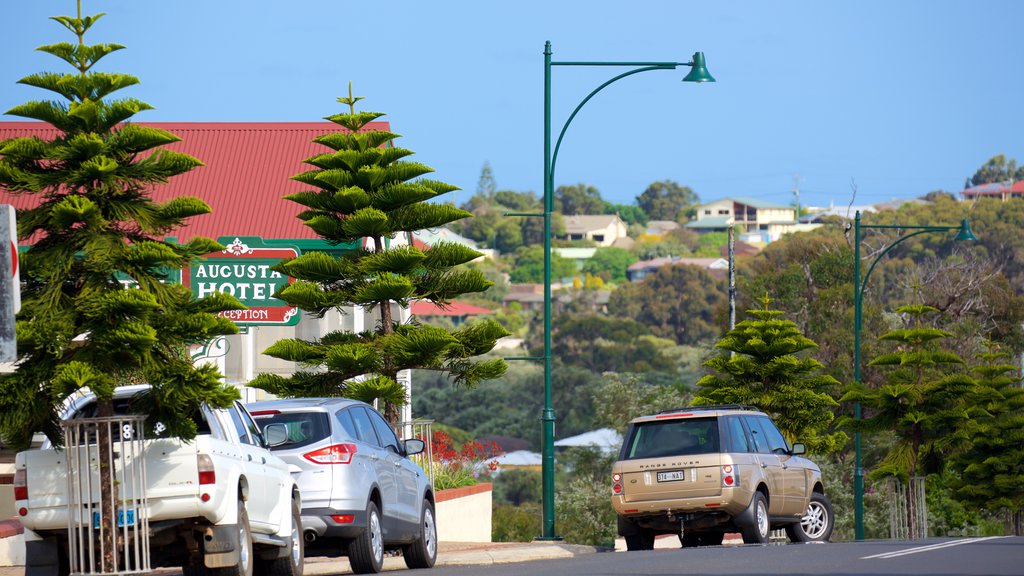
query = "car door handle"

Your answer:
(370, 454), (379, 461)
(760, 462), (768, 468)
(247, 454), (253, 462)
